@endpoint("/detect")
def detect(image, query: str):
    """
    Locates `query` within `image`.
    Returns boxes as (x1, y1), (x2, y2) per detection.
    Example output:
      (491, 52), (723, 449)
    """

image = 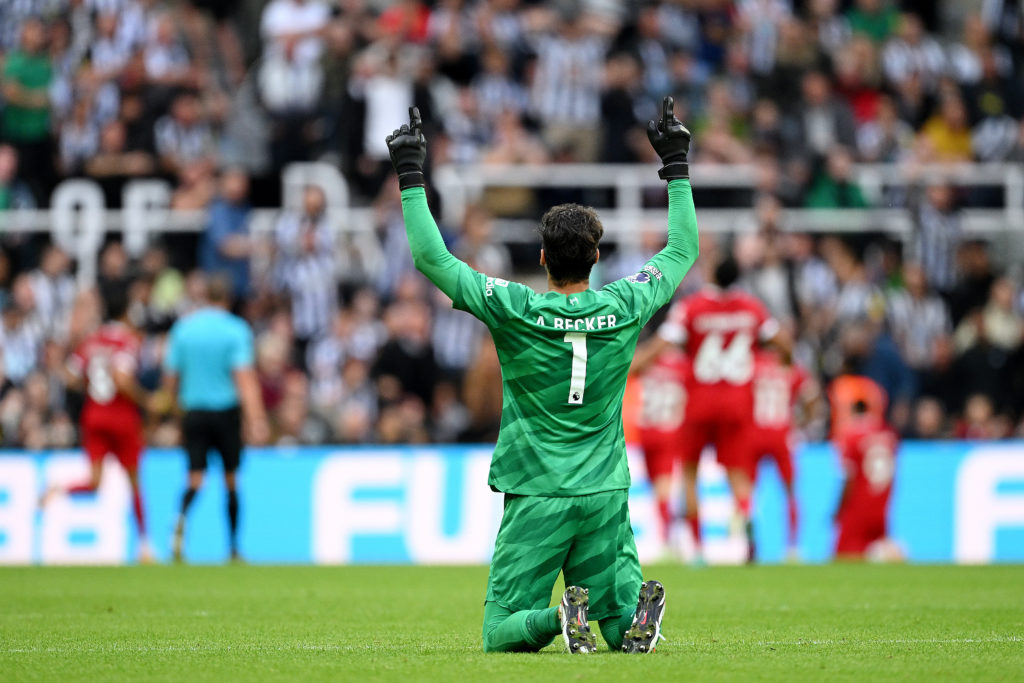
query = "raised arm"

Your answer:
(611, 97), (699, 324)
(647, 97), (699, 298)
(387, 107), (469, 300)
(652, 181), (699, 295)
